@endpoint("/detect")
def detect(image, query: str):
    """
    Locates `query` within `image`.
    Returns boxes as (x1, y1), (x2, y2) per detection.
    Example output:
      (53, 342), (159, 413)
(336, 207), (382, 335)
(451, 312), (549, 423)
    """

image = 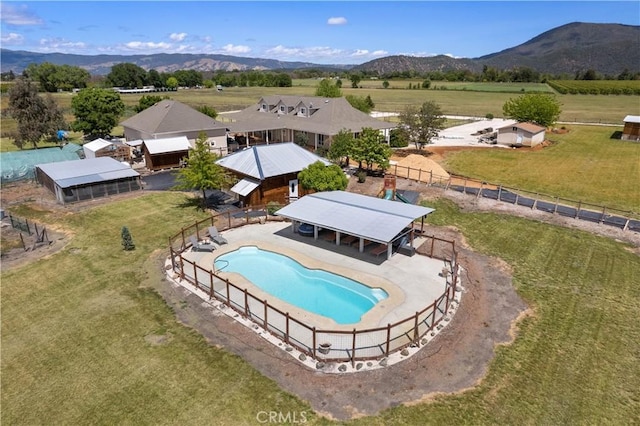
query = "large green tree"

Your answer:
(71, 88), (125, 138)
(174, 133), (231, 207)
(351, 127), (392, 171)
(106, 63), (148, 89)
(298, 161), (348, 192)
(314, 79), (342, 97)
(399, 100), (446, 149)
(326, 129), (354, 166)
(8, 78), (66, 149)
(502, 93), (561, 128)
(25, 62), (90, 92)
